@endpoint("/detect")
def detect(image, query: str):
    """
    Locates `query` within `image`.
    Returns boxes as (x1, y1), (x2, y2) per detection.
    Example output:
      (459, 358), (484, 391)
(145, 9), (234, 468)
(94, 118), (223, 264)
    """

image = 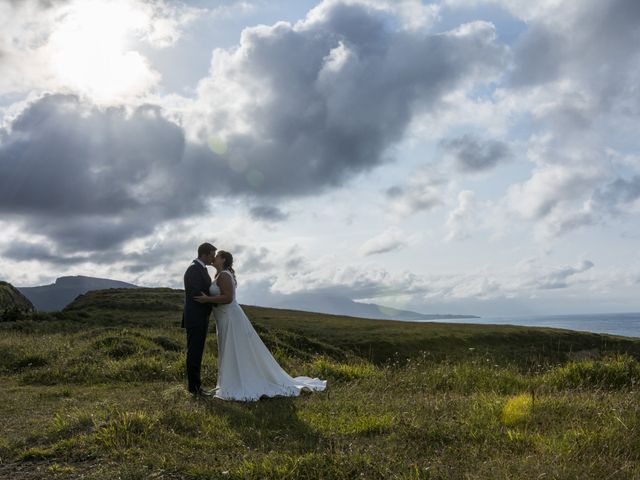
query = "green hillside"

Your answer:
(1, 287), (639, 479)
